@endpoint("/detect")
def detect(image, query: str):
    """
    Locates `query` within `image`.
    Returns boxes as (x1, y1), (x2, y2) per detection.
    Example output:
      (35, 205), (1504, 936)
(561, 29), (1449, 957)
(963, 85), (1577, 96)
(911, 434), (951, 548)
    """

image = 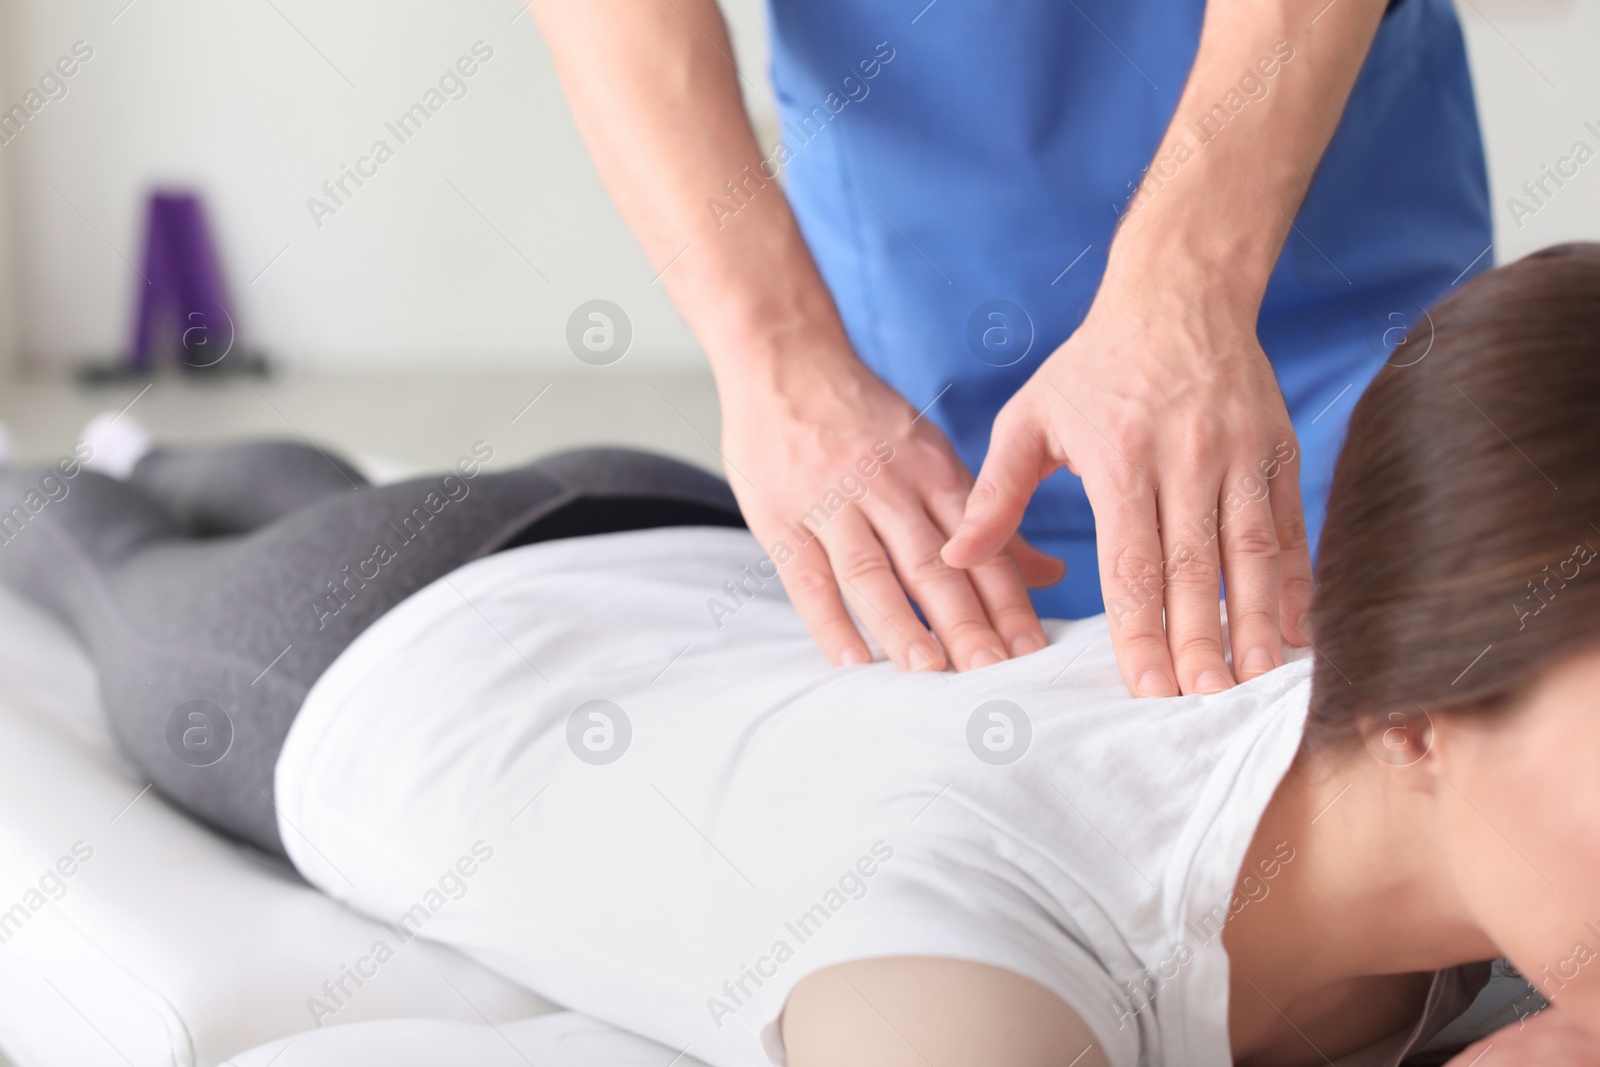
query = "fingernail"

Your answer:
(1241, 646), (1276, 676)
(1195, 669), (1231, 694)
(1136, 668), (1175, 697)
(968, 647), (1003, 669)
(952, 523), (972, 541)
(908, 643), (944, 671)
(1010, 633), (1046, 656)
(840, 647), (871, 667)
